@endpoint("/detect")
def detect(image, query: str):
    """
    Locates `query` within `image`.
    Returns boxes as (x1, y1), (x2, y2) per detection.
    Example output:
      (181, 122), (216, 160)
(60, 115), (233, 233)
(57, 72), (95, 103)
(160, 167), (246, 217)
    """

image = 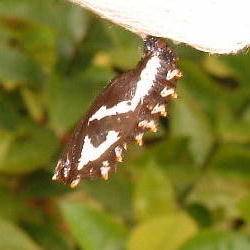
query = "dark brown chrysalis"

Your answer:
(52, 36), (182, 188)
